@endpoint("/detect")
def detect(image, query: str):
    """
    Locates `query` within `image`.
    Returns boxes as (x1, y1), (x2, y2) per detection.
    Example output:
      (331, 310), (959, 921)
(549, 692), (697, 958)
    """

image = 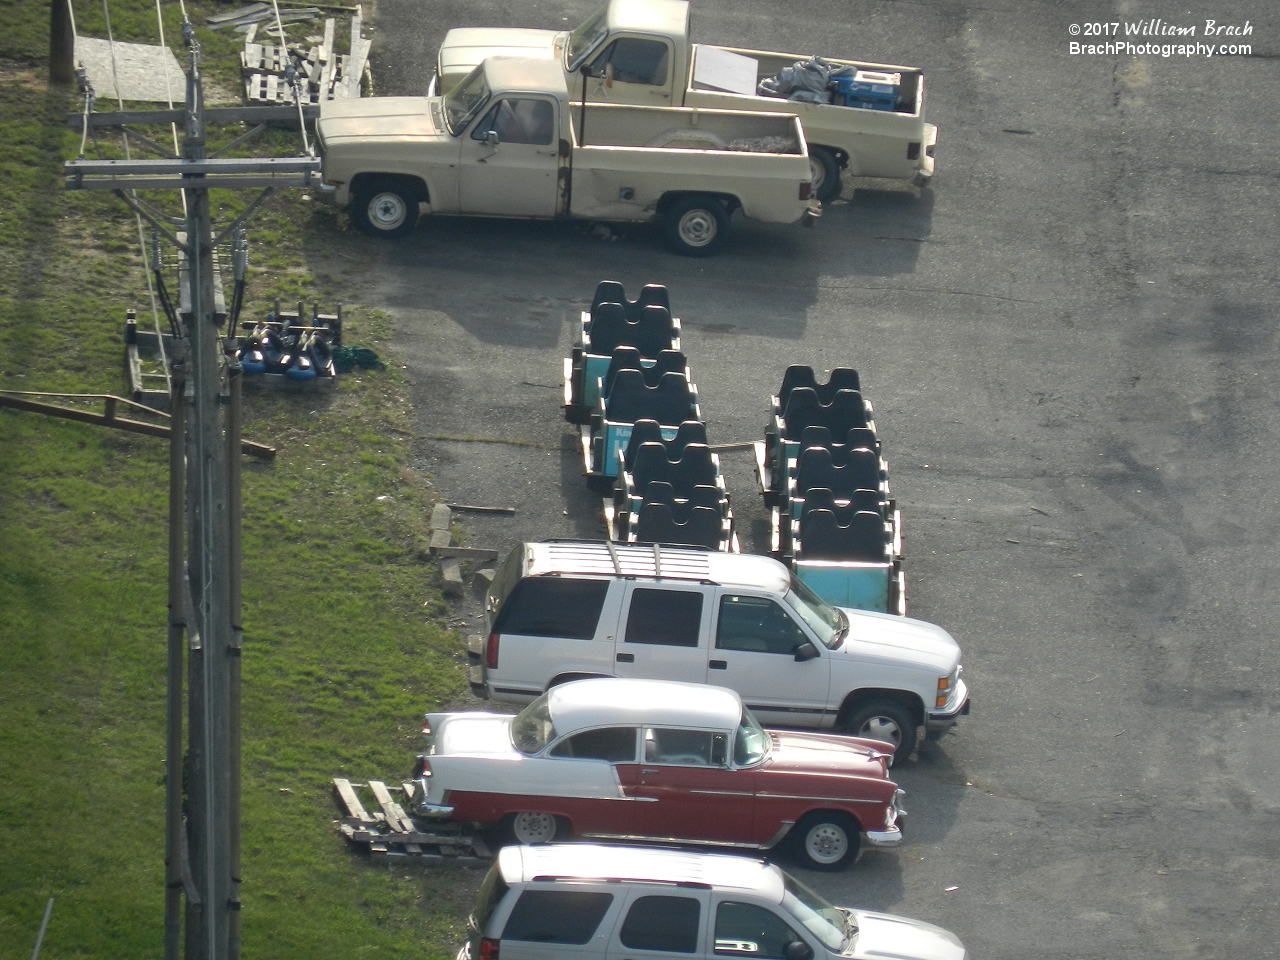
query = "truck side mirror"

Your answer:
(793, 641), (819, 662)
(784, 941), (814, 960)
(484, 130), (499, 148)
